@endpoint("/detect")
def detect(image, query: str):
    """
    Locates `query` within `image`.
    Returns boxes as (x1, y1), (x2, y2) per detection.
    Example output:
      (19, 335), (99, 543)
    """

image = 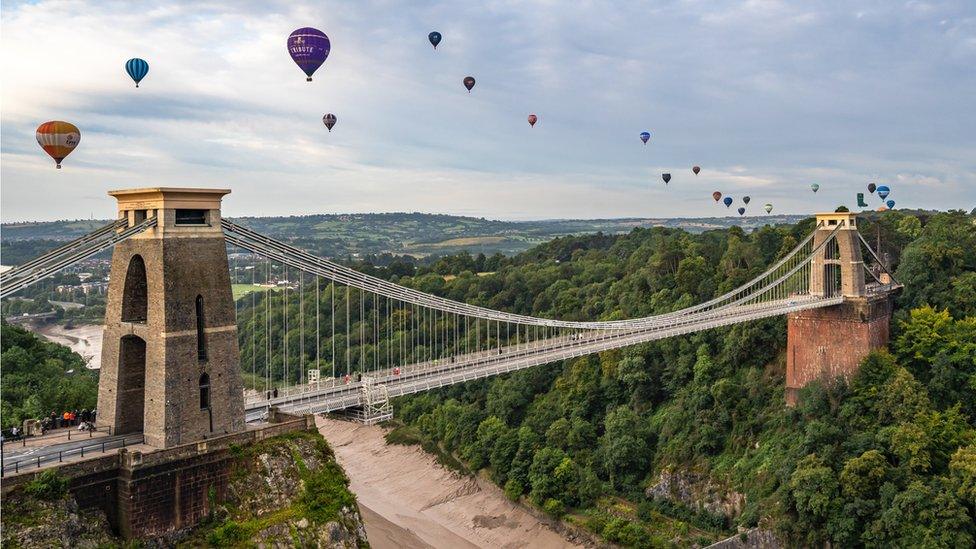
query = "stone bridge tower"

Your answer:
(97, 188), (245, 447)
(785, 212), (893, 405)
